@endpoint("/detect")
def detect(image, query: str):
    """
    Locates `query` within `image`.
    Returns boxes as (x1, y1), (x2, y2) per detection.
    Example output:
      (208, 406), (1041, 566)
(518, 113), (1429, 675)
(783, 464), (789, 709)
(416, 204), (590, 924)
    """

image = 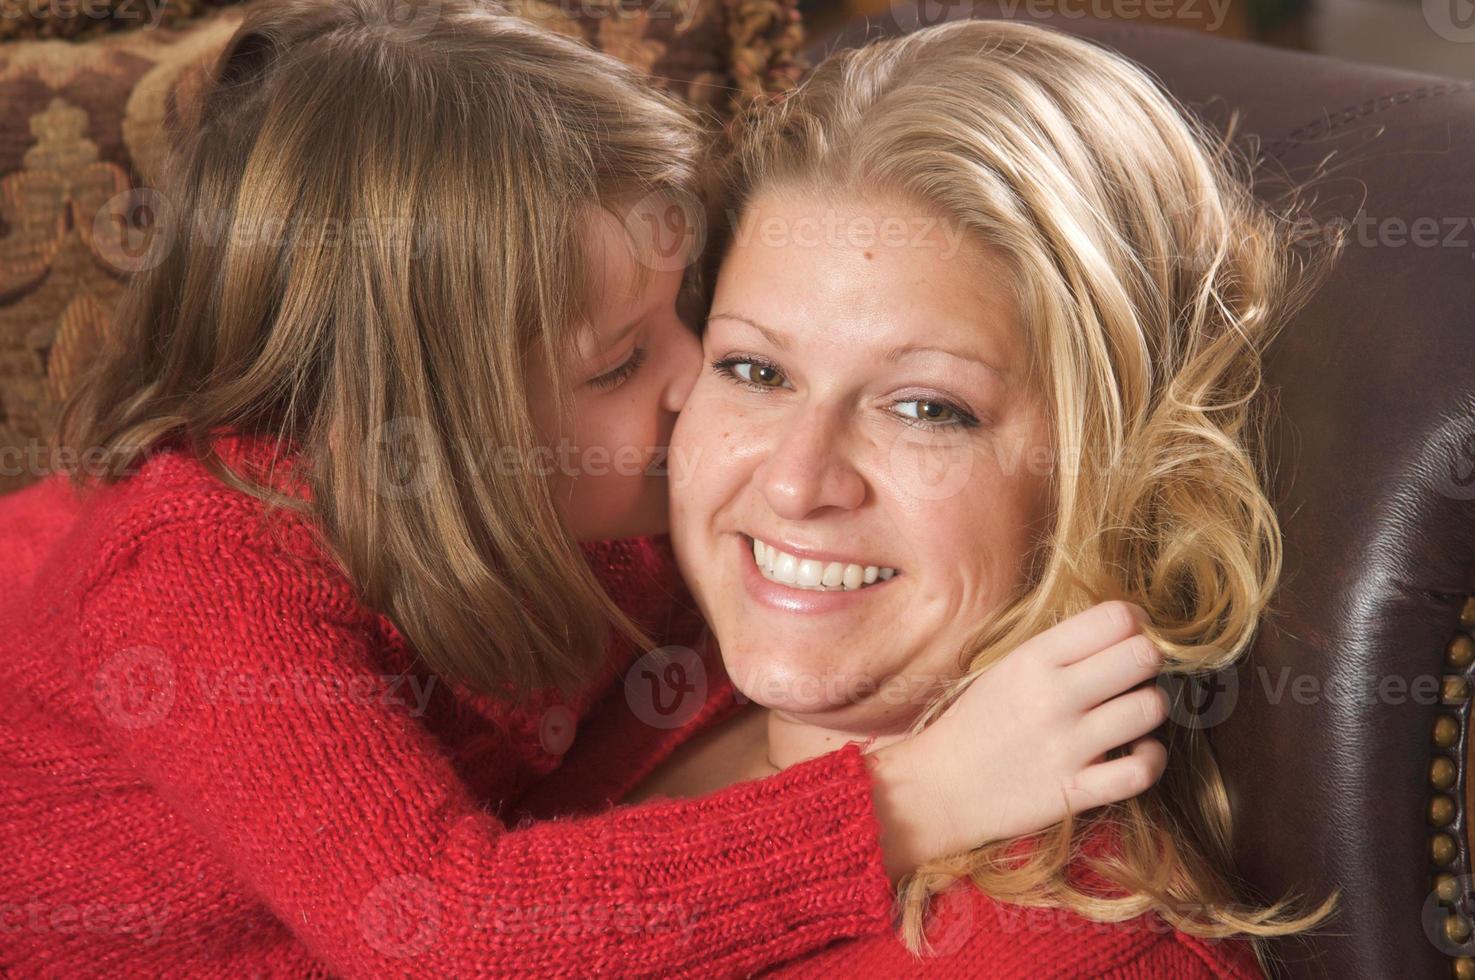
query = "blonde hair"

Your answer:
(58, 0), (706, 697)
(709, 19), (1342, 971)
